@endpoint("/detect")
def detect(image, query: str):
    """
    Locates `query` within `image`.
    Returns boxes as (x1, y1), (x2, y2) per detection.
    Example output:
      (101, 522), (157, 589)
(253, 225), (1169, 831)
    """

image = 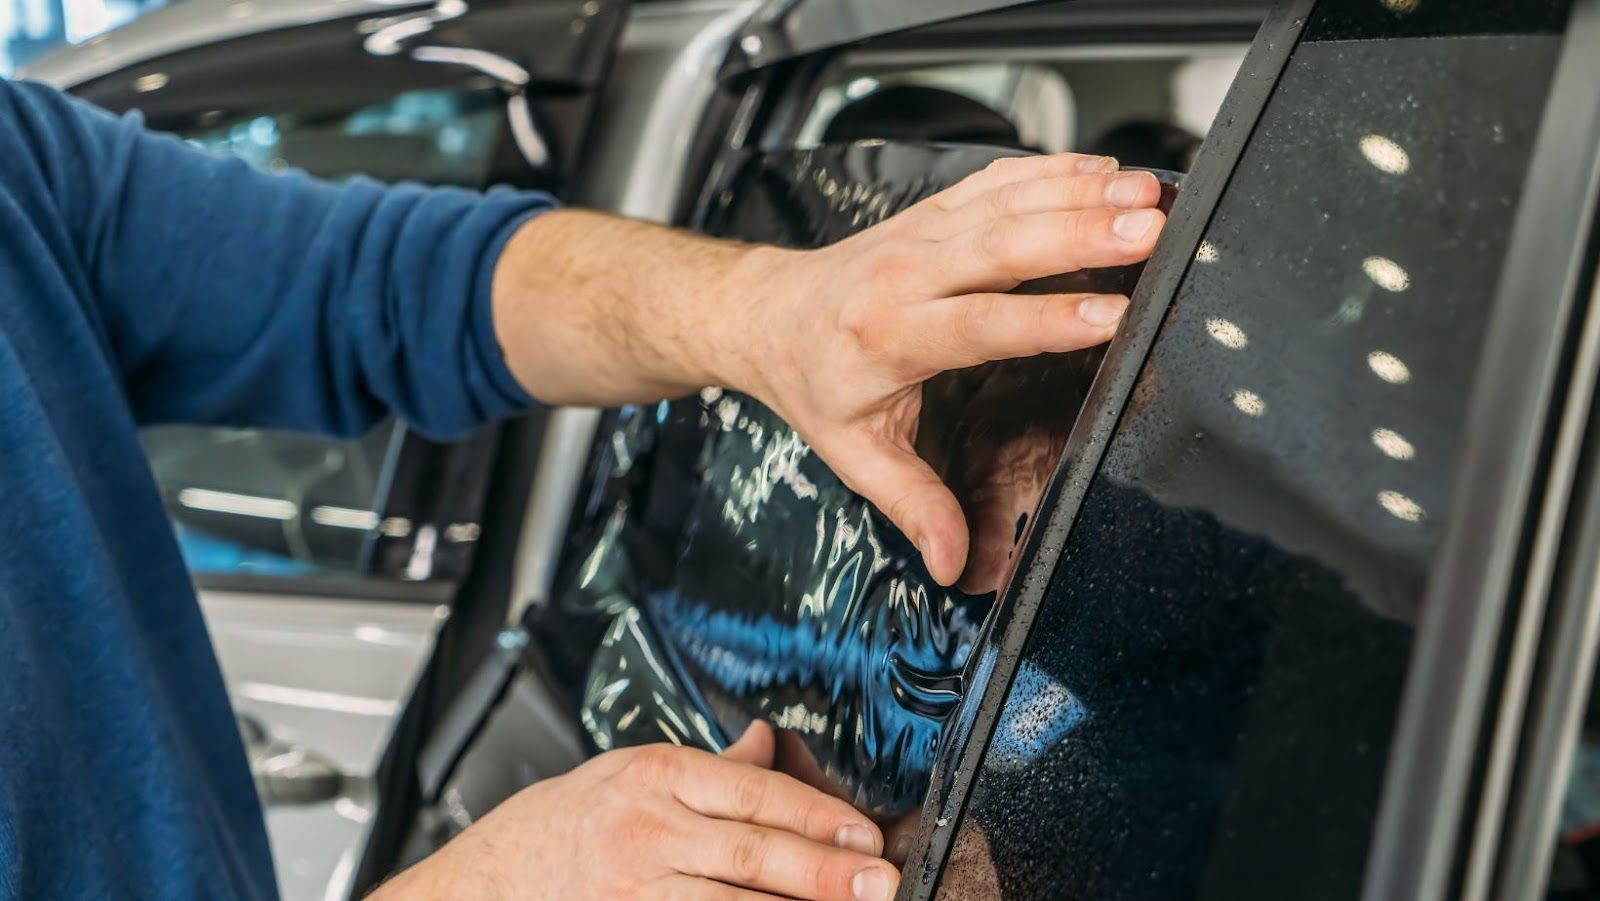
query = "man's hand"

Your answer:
(373, 722), (898, 900)
(493, 152), (1166, 585)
